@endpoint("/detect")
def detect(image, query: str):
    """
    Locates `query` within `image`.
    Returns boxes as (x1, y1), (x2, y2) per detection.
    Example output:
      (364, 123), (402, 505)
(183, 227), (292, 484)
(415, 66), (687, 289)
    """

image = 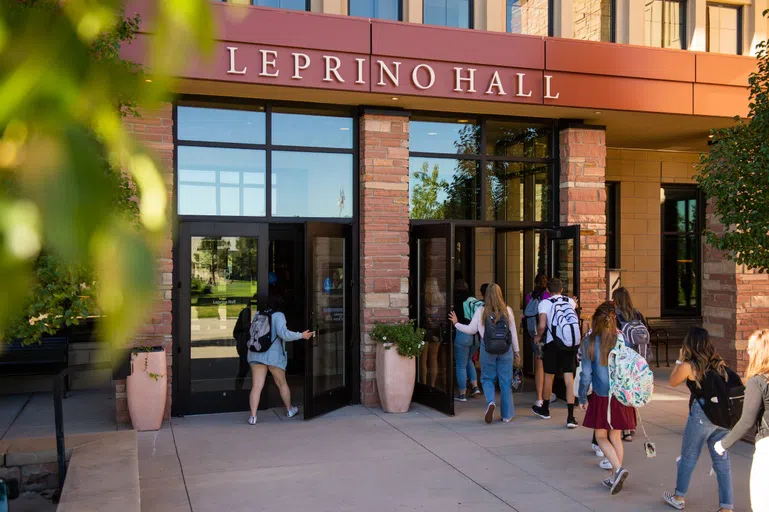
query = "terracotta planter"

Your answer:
(127, 351), (167, 431)
(376, 343), (416, 413)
